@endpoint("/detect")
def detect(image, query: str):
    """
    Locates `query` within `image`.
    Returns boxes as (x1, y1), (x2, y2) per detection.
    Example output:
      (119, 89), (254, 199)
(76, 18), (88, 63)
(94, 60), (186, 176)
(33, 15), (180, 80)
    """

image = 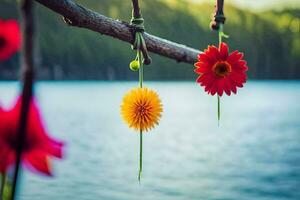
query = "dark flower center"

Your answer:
(213, 61), (232, 77)
(137, 105), (146, 115)
(0, 37), (7, 49)
(4, 132), (34, 152)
